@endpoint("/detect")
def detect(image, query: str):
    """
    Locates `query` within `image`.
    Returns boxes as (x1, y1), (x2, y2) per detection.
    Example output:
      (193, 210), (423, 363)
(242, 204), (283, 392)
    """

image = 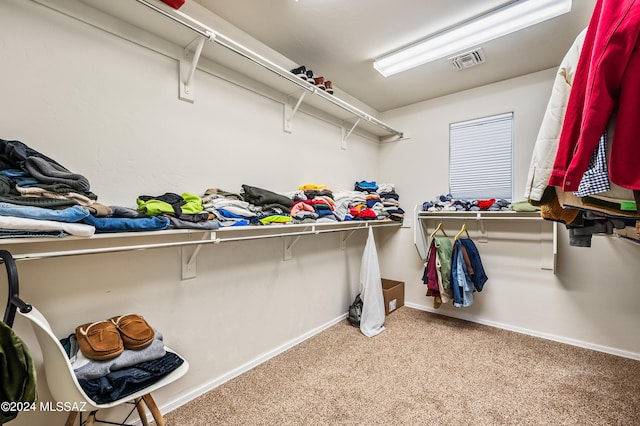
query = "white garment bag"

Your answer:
(359, 227), (386, 337)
